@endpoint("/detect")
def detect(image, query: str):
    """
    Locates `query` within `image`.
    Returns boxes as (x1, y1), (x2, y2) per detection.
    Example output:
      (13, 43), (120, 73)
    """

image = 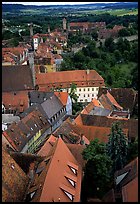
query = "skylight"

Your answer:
(63, 190), (73, 201)
(67, 178), (75, 187)
(70, 167), (77, 175)
(116, 172), (129, 185)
